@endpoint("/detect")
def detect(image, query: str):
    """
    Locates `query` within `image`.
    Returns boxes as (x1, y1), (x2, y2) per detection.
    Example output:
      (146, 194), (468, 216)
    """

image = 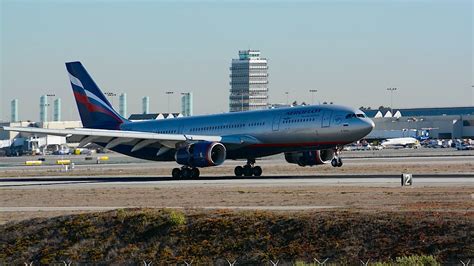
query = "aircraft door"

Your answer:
(272, 115), (280, 131)
(322, 111), (332, 128)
